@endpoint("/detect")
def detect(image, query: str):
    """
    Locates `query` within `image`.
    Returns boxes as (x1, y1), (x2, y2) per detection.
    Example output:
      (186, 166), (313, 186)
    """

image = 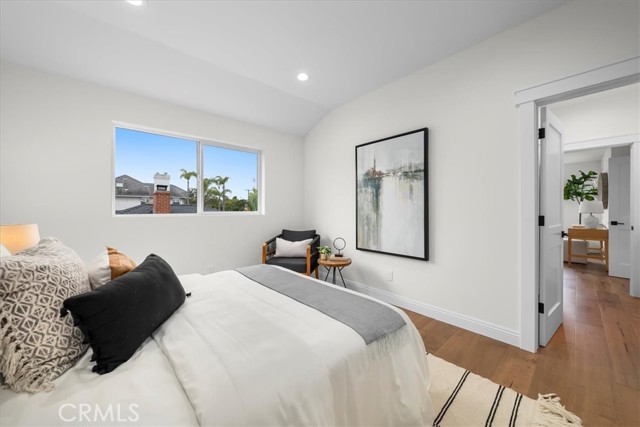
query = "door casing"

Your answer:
(515, 56), (640, 352)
